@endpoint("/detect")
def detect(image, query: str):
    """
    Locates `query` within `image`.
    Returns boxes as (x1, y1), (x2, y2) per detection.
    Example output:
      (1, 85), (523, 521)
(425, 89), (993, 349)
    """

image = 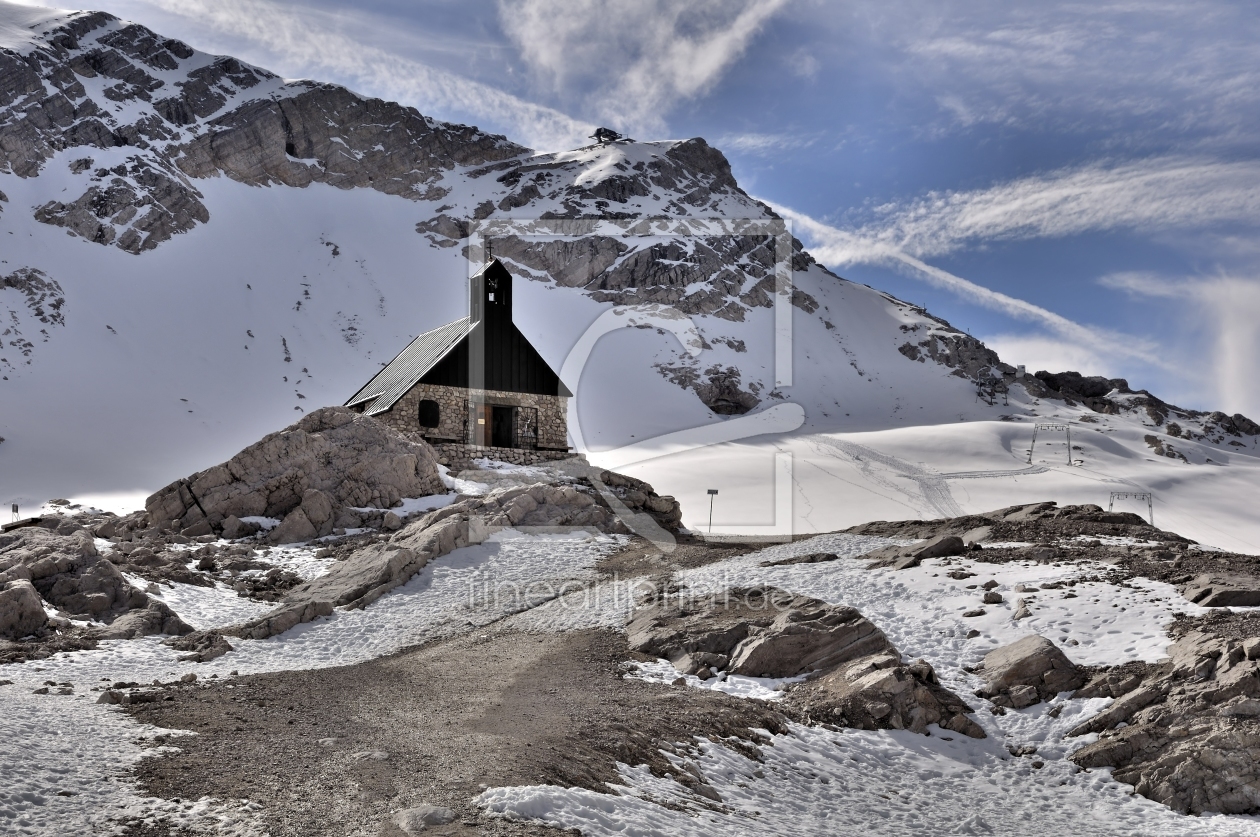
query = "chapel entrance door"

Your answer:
(490, 405), (516, 448)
